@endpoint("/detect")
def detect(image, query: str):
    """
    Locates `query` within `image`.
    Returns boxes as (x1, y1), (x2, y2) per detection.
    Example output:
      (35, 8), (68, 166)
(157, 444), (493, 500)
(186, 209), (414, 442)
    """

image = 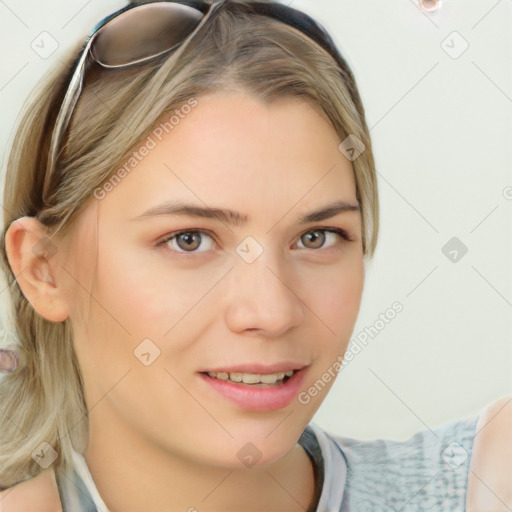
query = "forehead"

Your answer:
(94, 91), (358, 224)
